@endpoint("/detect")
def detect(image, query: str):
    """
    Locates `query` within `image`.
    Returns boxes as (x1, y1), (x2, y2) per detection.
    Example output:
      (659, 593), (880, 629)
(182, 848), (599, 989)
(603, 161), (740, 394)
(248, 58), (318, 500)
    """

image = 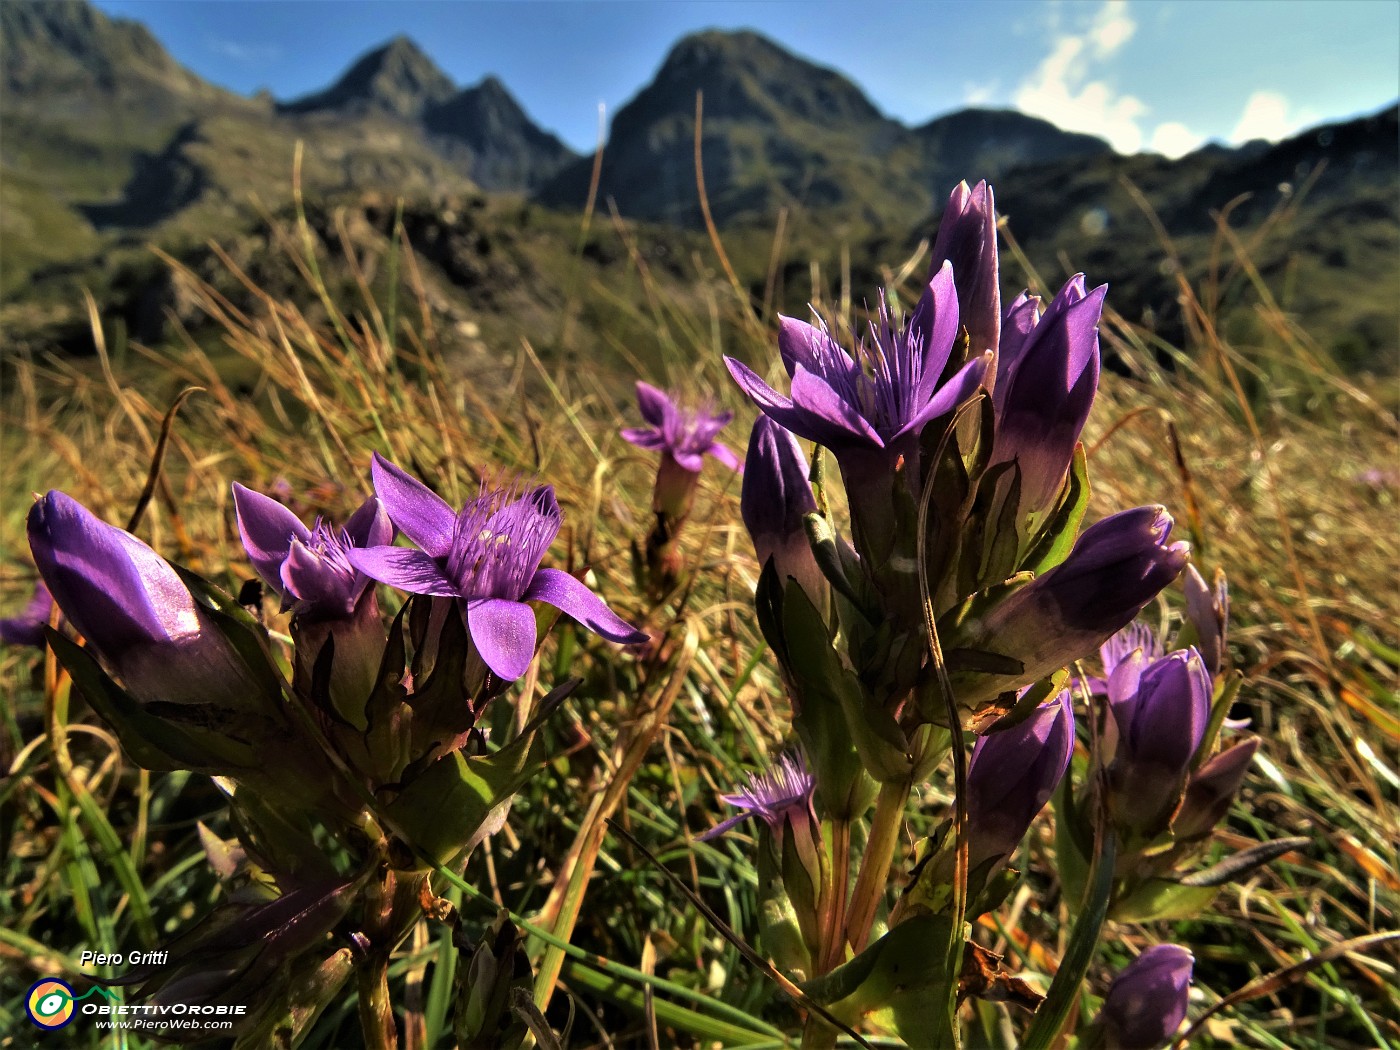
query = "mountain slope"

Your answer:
(424, 77), (576, 191)
(277, 36), (457, 120)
